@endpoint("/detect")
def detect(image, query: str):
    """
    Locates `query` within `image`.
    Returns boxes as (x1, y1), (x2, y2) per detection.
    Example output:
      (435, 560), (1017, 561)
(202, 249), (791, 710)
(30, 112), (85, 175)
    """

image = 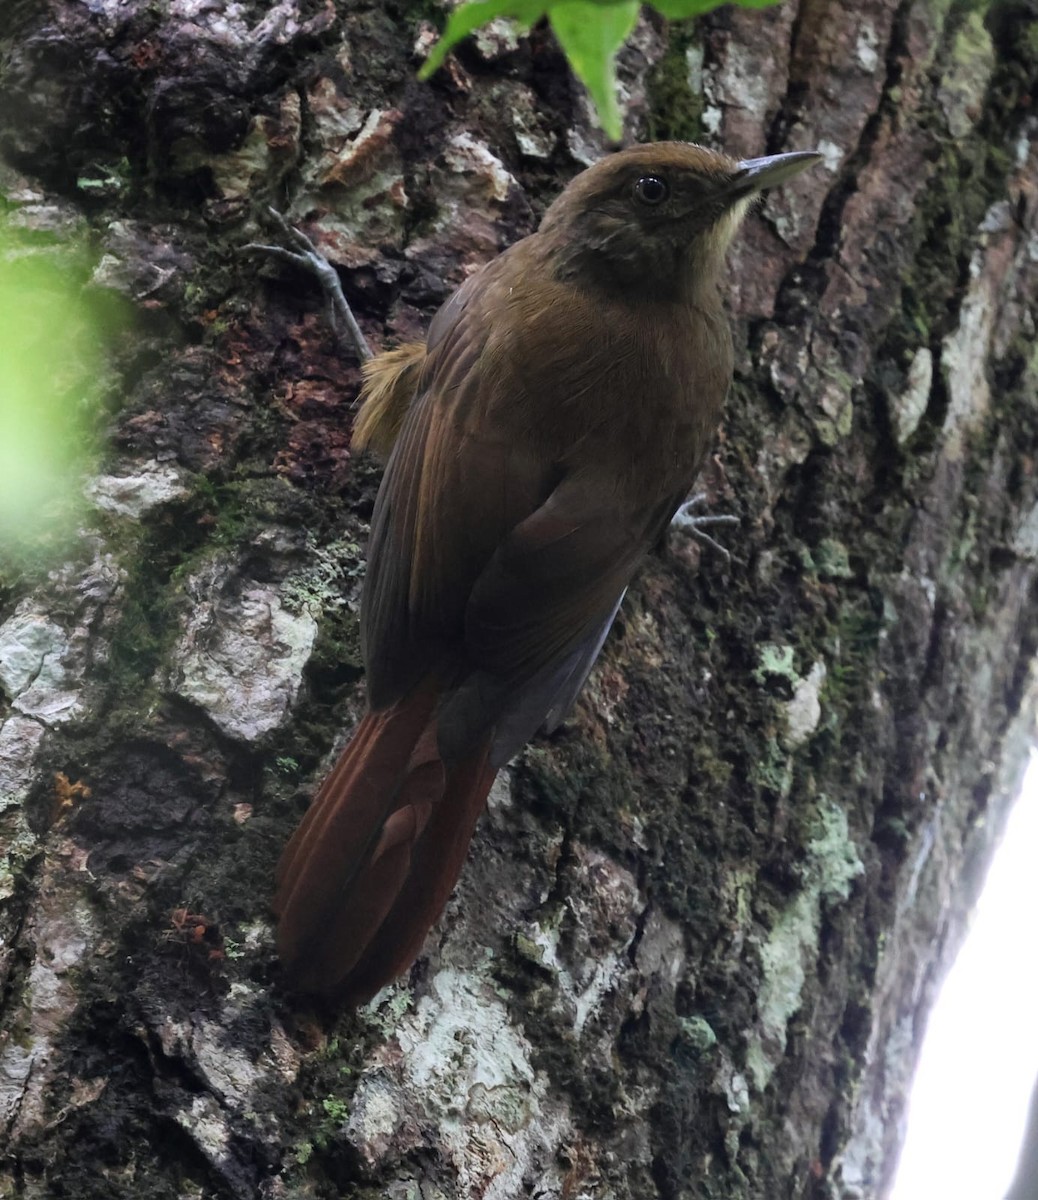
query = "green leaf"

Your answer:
(418, 0), (546, 79)
(548, 0), (640, 139)
(648, 0), (717, 15)
(0, 226), (108, 557)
